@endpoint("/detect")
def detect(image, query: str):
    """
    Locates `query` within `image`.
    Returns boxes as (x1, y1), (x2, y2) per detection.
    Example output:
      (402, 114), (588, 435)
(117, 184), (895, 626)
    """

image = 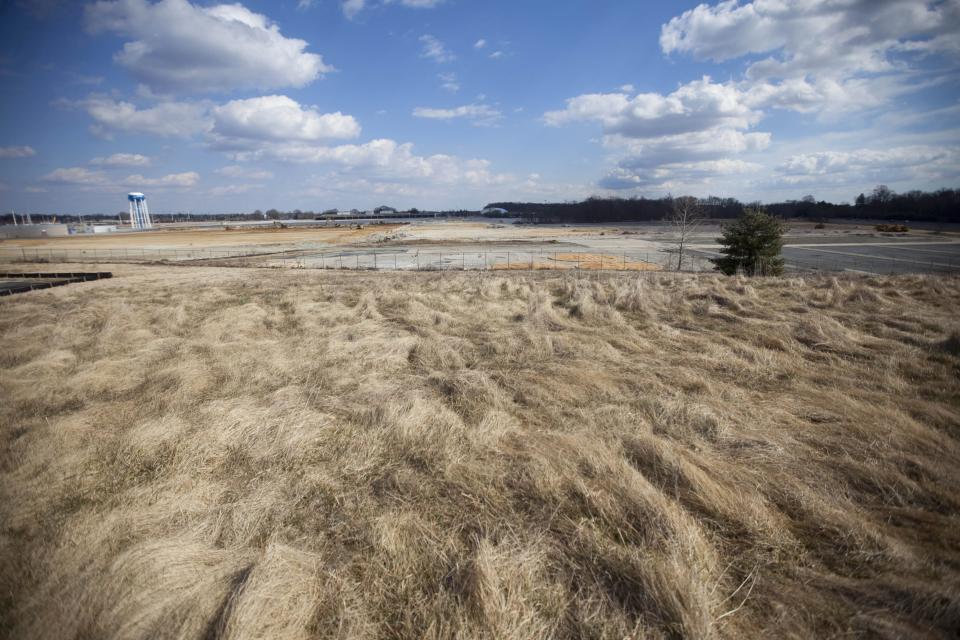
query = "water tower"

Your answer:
(127, 192), (153, 230)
